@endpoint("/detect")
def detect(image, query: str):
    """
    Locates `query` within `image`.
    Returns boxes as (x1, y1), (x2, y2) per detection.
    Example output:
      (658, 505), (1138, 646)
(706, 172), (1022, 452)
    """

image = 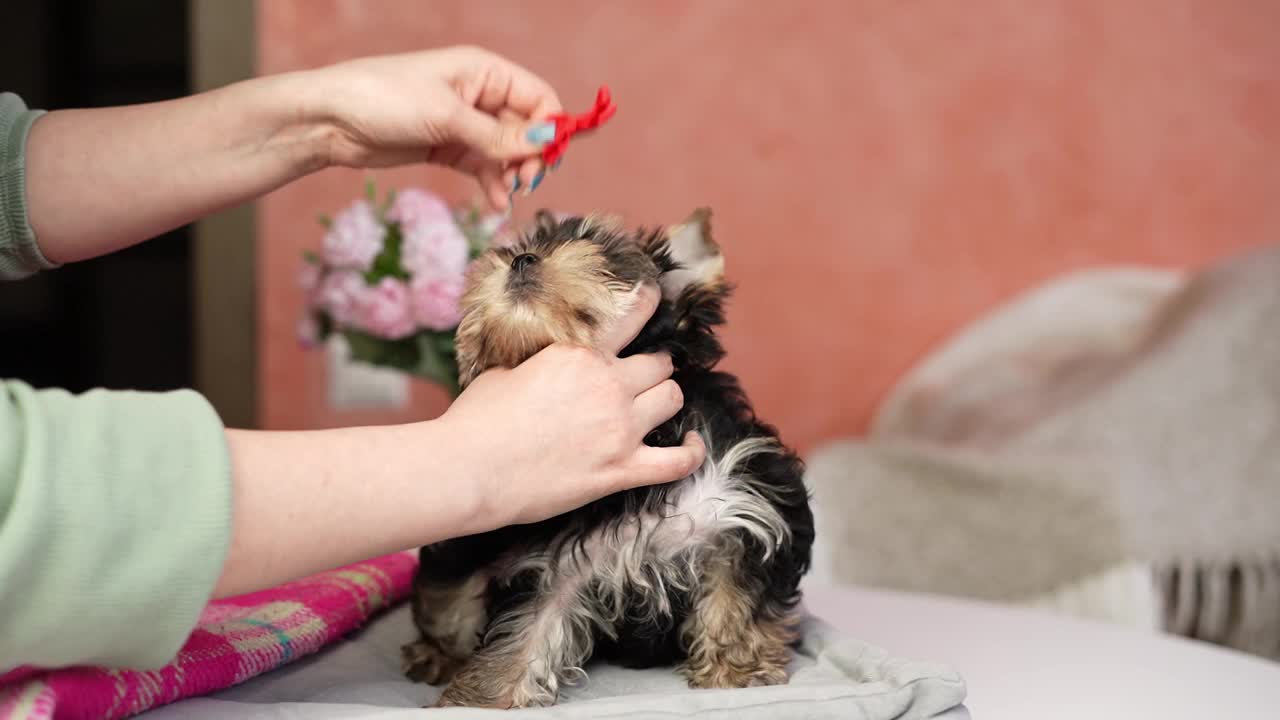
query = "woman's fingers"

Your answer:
(597, 283), (660, 356)
(632, 379), (684, 434)
(476, 163), (510, 212)
(446, 51), (562, 203)
(496, 108), (546, 196)
(623, 433), (706, 488)
(446, 105), (546, 162)
(616, 353), (674, 396)
(475, 52), (563, 120)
